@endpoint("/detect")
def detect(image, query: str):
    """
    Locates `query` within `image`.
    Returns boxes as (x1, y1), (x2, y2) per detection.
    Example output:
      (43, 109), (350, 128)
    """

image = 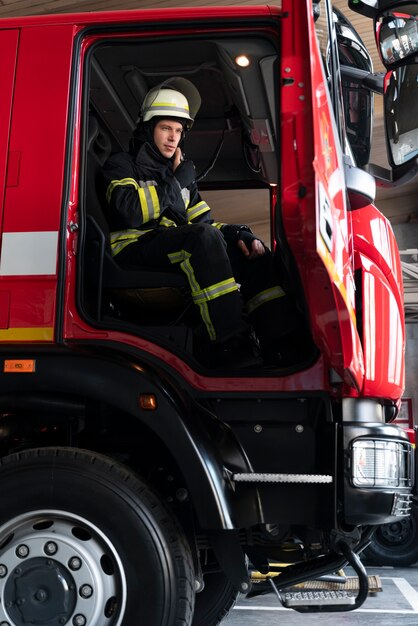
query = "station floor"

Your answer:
(222, 564), (418, 625)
